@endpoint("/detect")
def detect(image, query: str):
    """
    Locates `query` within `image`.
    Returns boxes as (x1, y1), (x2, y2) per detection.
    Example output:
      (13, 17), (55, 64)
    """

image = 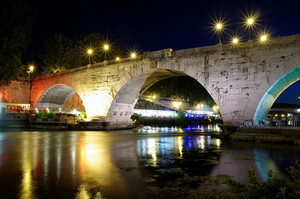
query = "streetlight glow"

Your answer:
(214, 21), (224, 44)
(232, 38), (239, 44)
(261, 35), (267, 42)
(27, 64), (35, 76)
(103, 44), (109, 50)
(87, 49), (93, 55)
(247, 18), (254, 25)
(29, 65), (34, 72)
(131, 53), (136, 59)
(115, 57), (120, 61)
